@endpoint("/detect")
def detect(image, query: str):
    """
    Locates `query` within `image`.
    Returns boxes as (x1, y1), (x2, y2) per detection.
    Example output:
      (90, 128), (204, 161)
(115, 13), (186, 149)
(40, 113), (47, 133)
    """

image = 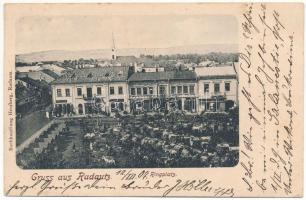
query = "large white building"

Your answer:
(51, 66), (132, 116)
